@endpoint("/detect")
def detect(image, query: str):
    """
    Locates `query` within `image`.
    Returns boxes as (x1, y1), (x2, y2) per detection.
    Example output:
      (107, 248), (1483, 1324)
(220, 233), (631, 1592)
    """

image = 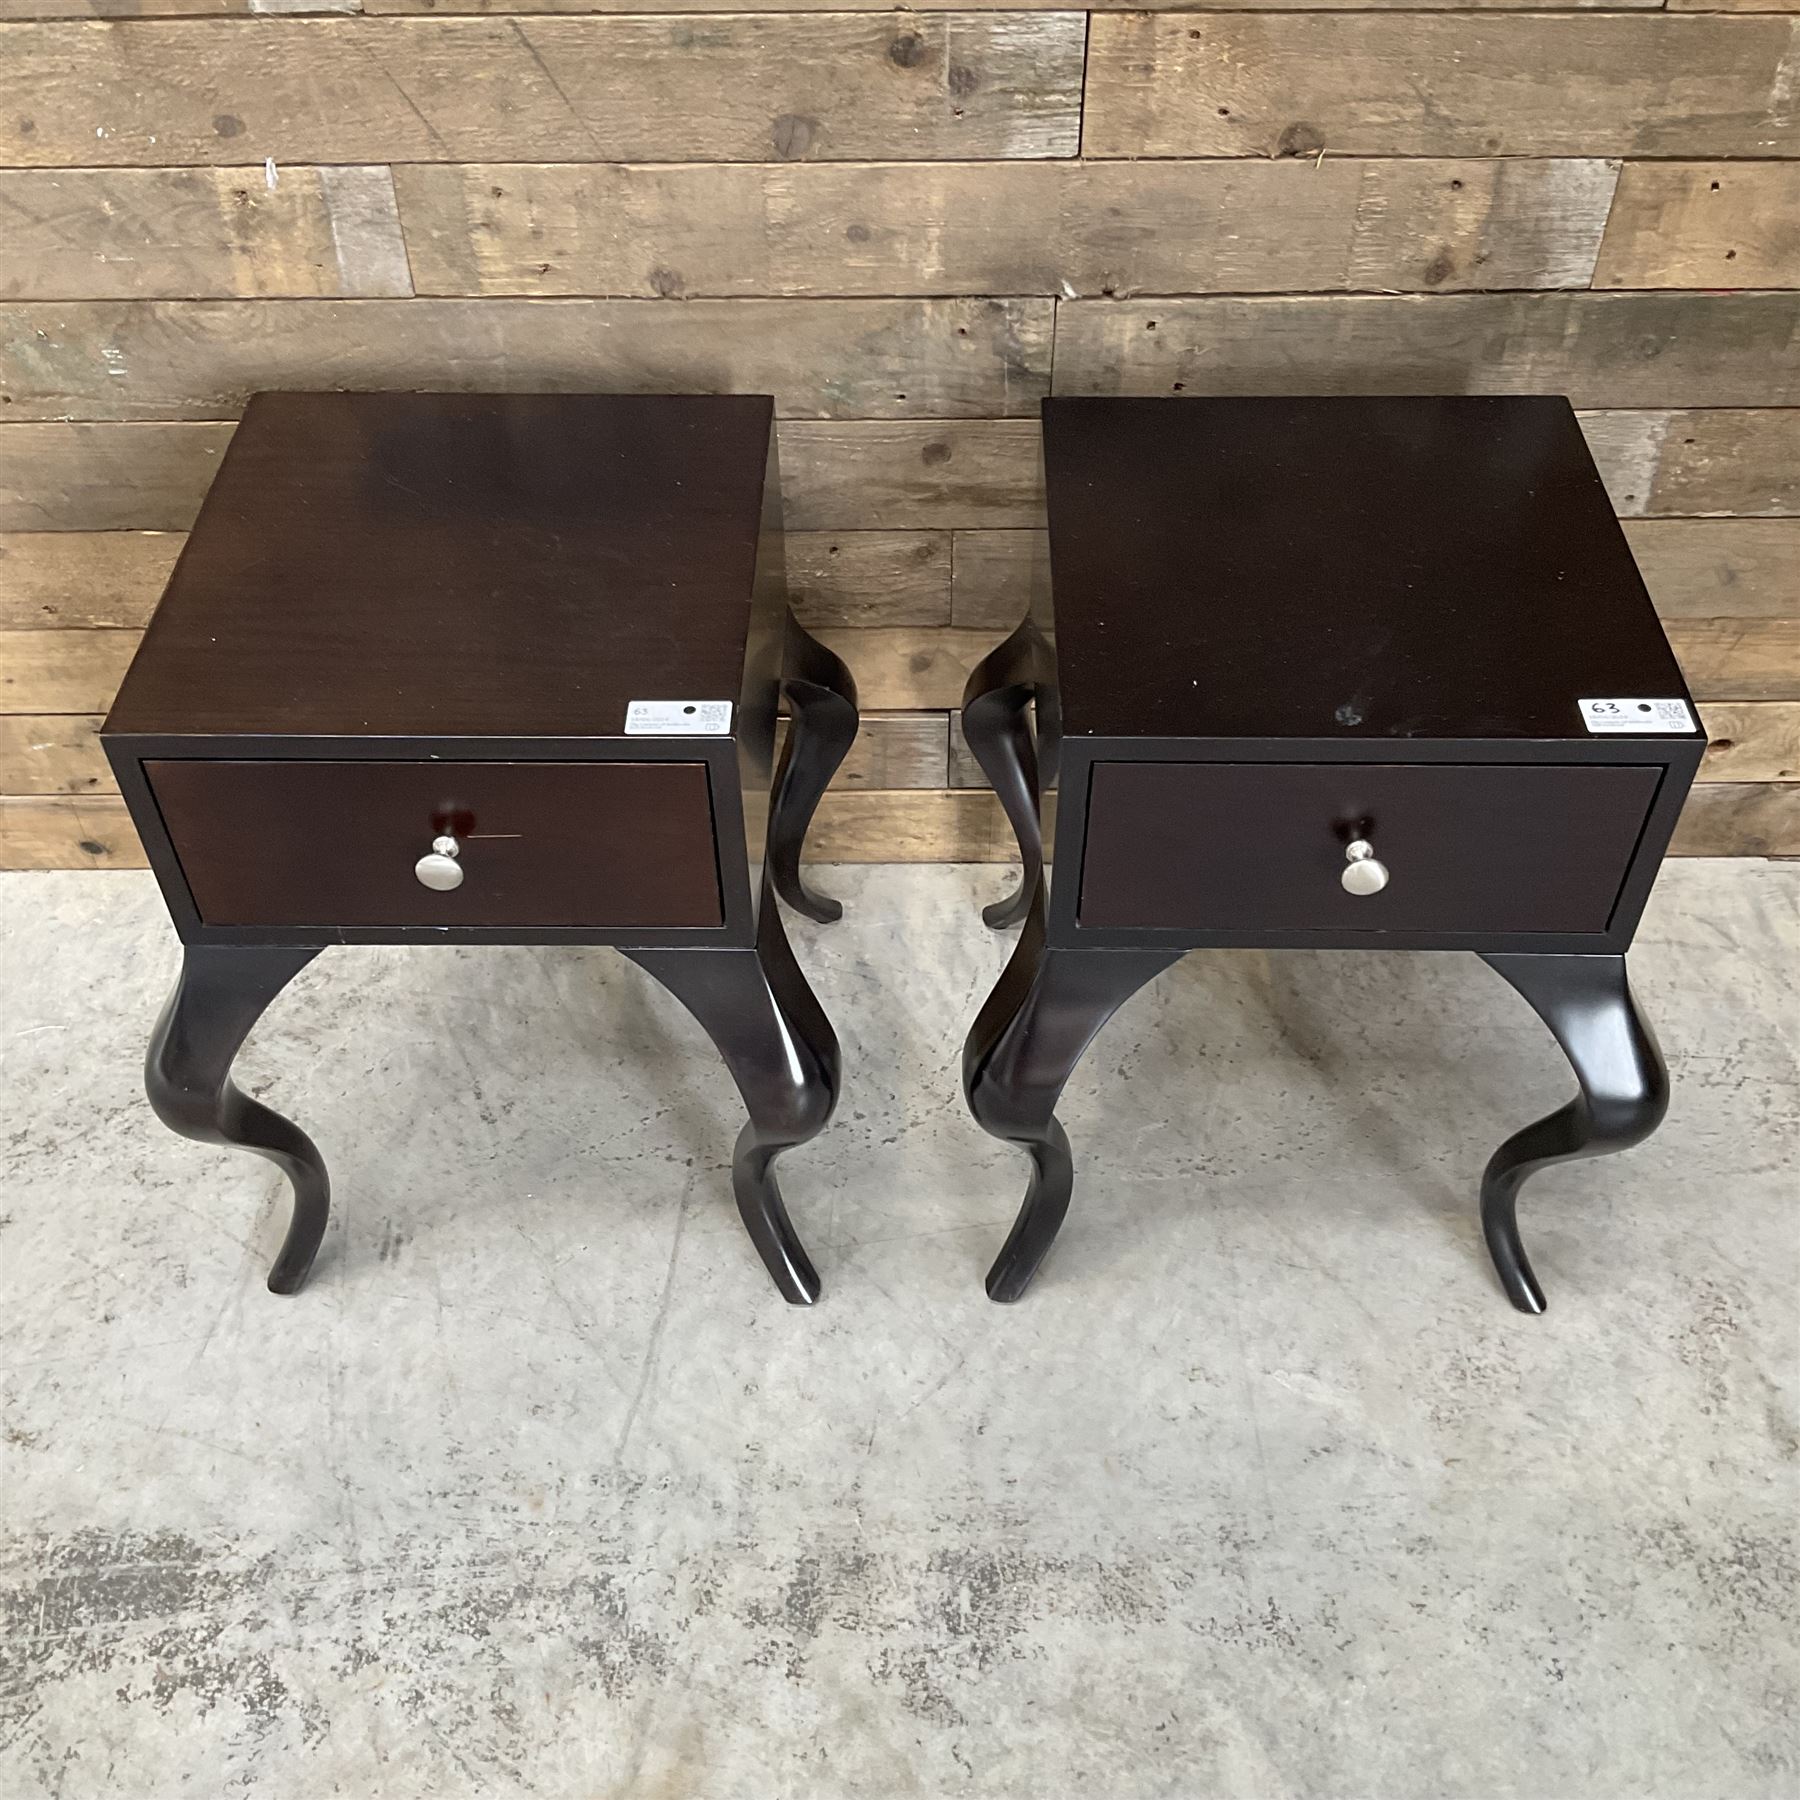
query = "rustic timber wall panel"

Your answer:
(1, 5), (1797, 868)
